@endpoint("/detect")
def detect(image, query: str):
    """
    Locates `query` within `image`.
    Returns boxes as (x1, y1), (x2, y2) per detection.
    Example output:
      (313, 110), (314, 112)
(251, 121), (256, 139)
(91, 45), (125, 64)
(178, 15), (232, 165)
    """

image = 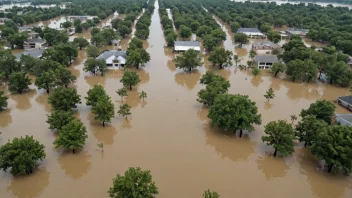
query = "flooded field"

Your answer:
(0, 3), (58, 11)
(1, 1), (352, 198)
